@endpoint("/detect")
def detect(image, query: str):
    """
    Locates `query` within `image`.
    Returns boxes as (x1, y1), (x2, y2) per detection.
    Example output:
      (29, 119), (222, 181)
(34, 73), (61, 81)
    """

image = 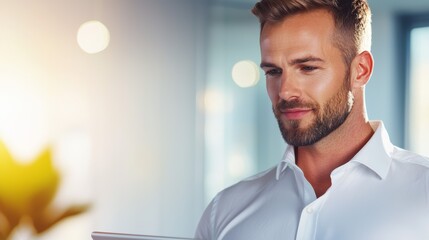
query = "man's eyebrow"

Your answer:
(260, 57), (324, 69)
(289, 57), (324, 65)
(260, 62), (279, 69)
